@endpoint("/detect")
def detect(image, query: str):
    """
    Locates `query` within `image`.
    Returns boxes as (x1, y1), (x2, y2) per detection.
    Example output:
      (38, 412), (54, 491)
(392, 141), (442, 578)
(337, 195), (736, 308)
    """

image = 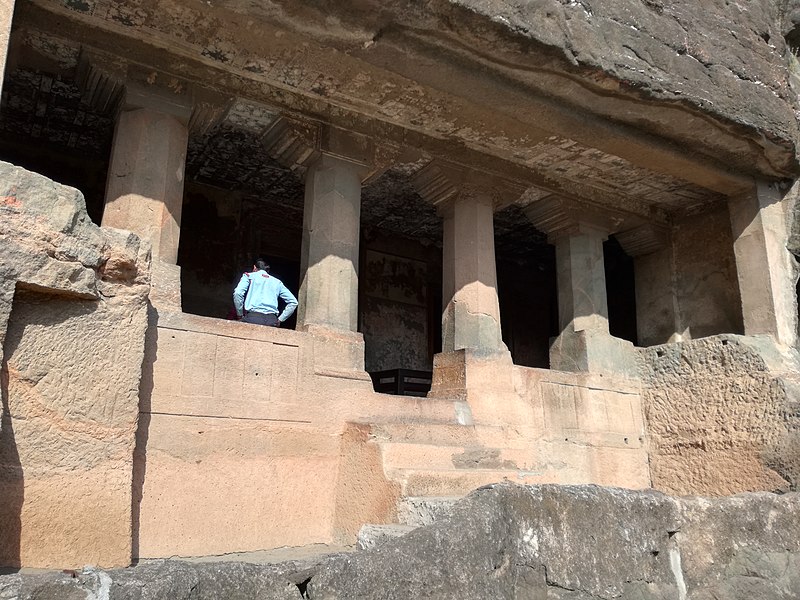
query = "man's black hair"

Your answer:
(254, 258), (270, 272)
